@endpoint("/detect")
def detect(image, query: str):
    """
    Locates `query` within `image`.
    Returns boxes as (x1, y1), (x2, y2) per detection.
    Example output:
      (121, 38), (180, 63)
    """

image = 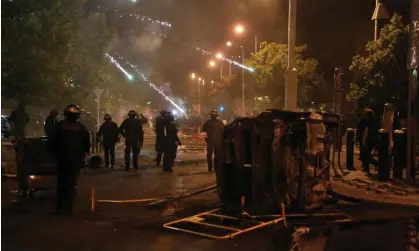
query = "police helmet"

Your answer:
(128, 110), (137, 118)
(209, 109), (219, 119)
(165, 112), (174, 123)
(104, 113), (112, 121)
(50, 108), (59, 115)
(160, 109), (167, 116)
(64, 104), (81, 118)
